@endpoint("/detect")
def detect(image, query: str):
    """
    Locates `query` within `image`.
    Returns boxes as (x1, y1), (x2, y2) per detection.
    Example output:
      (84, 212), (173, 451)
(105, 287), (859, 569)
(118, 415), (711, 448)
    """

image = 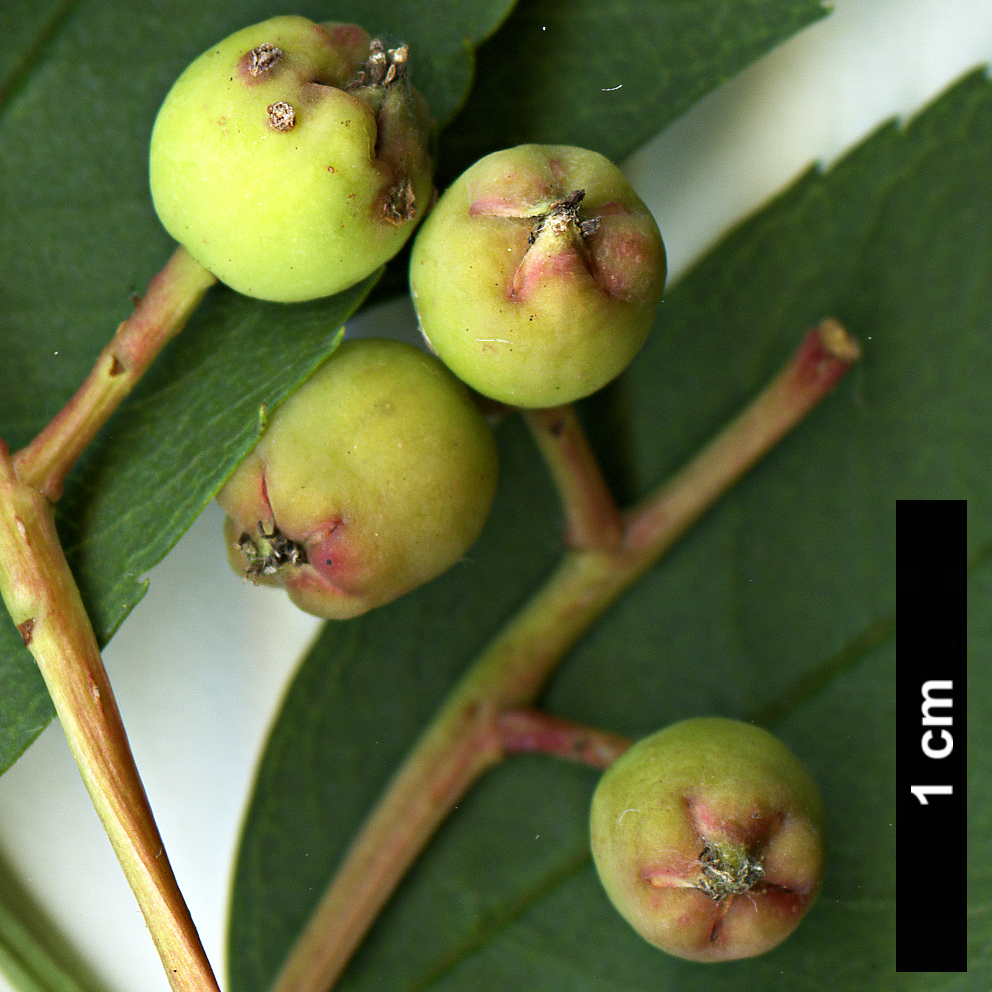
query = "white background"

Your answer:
(2, 2), (991, 990)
